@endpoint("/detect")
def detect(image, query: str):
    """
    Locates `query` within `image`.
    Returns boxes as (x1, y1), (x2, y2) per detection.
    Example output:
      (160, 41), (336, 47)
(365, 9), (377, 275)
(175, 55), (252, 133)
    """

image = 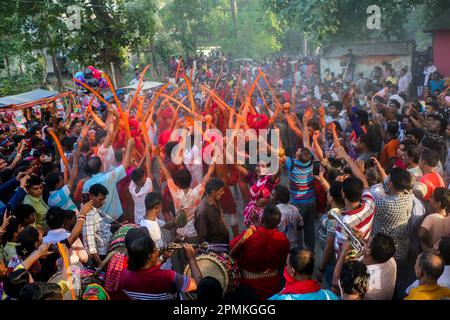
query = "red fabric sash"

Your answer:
(281, 268), (321, 295)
